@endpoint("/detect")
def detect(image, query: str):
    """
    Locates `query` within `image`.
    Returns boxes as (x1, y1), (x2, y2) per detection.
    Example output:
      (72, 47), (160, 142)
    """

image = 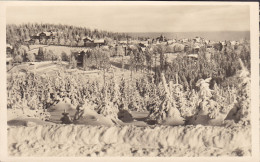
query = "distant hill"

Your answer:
(127, 31), (250, 41)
